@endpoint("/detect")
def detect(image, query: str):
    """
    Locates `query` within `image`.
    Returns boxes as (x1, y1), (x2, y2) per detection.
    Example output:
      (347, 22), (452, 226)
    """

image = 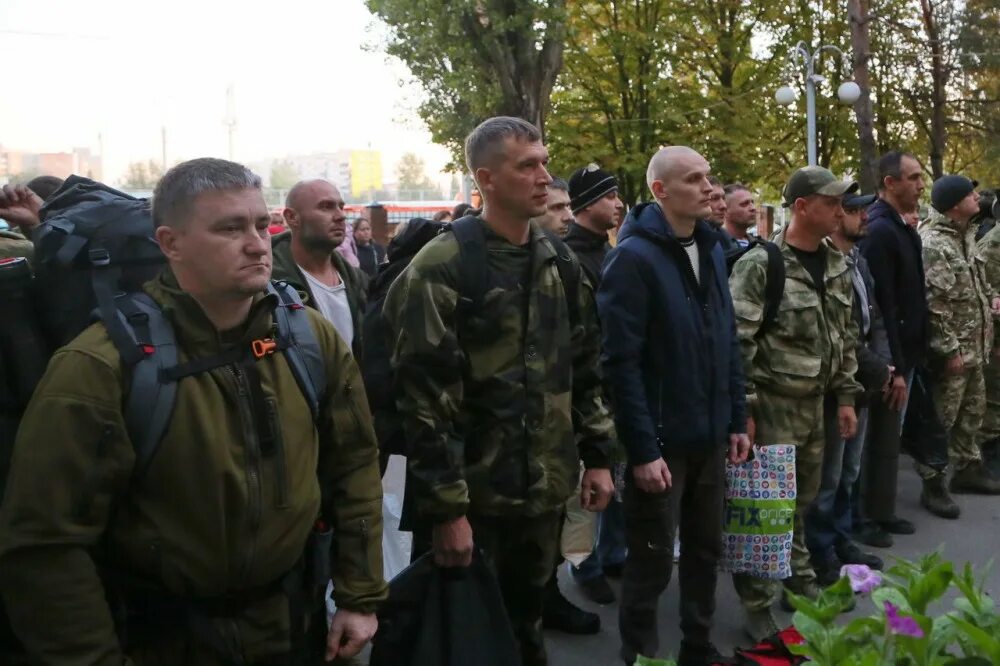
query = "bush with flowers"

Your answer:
(633, 552), (998, 666)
